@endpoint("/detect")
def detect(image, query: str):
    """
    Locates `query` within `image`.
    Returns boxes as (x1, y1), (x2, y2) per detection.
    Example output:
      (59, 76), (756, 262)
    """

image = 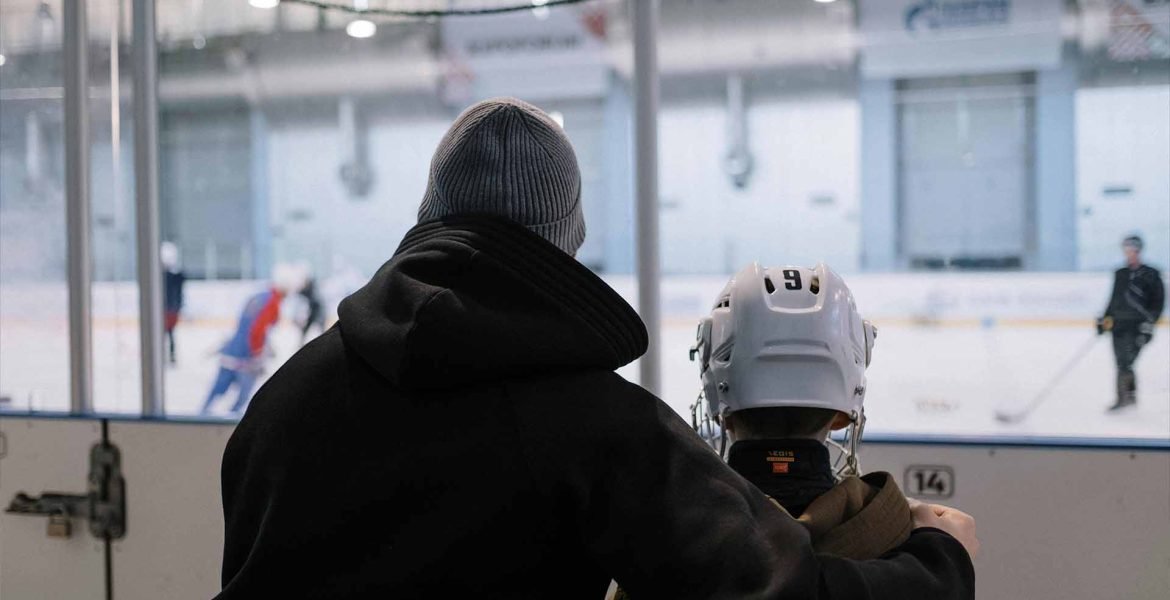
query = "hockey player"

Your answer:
(201, 265), (303, 416)
(161, 241), (186, 365)
(1098, 235), (1165, 412)
(690, 262), (976, 560)
(297, 276), (325, 345)
(612, 262), (976, 599)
